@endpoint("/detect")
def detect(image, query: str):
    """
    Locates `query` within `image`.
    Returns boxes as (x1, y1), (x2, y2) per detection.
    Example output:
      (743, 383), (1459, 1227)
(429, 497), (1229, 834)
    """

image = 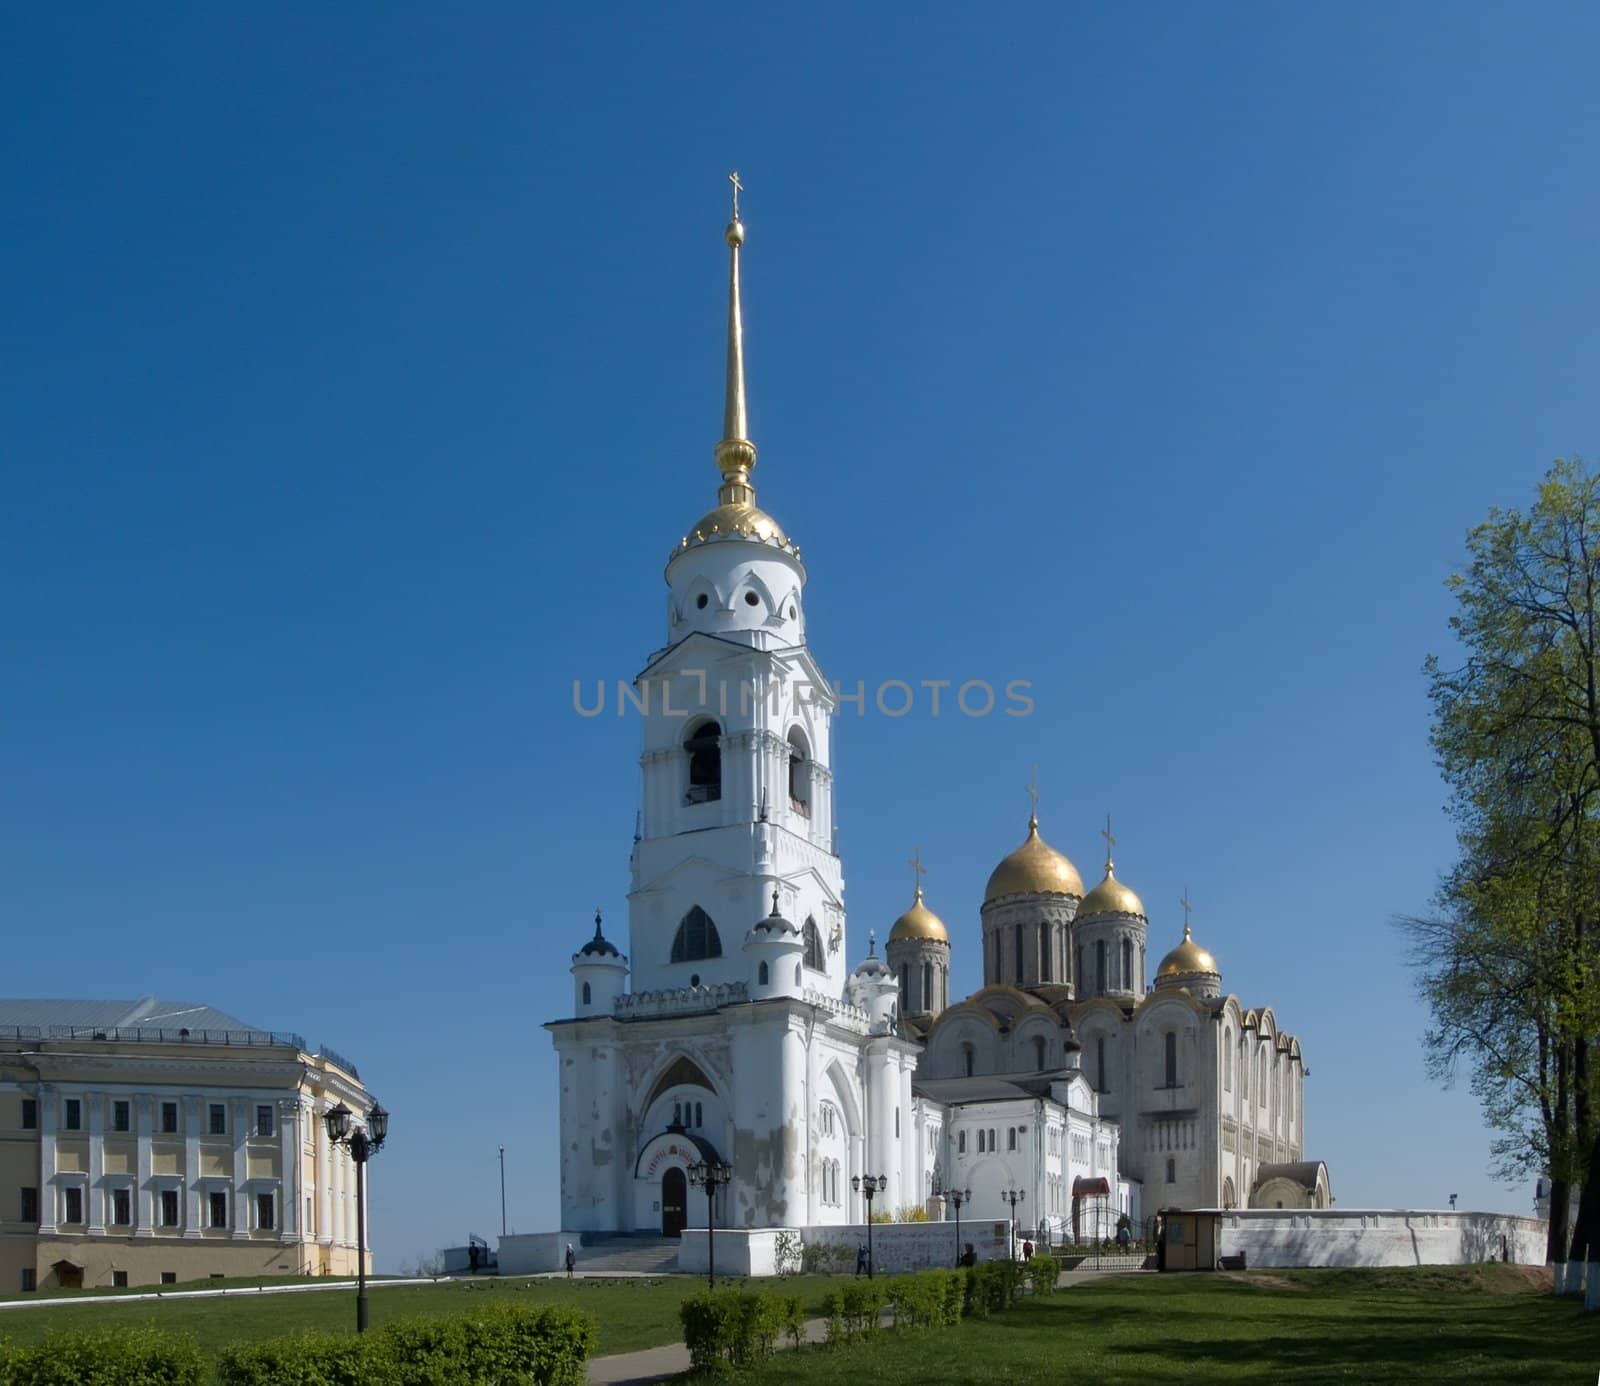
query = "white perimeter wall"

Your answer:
(1218, 1210), (1546, 1268)
(679, 1221), (1016, 1276)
